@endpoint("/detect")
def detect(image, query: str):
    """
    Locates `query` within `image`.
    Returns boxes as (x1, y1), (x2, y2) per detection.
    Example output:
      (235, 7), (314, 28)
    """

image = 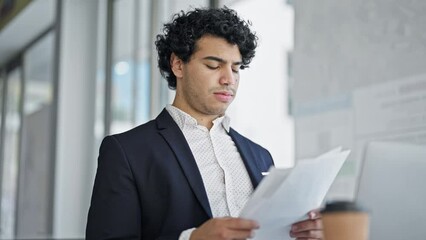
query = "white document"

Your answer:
(240, 147), (350, 239)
